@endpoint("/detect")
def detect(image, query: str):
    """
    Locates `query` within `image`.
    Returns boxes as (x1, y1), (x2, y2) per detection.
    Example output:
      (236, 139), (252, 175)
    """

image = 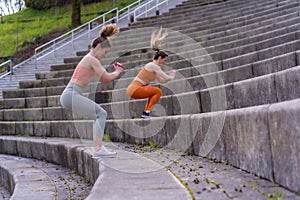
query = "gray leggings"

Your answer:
(60, 83), (107, 137)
